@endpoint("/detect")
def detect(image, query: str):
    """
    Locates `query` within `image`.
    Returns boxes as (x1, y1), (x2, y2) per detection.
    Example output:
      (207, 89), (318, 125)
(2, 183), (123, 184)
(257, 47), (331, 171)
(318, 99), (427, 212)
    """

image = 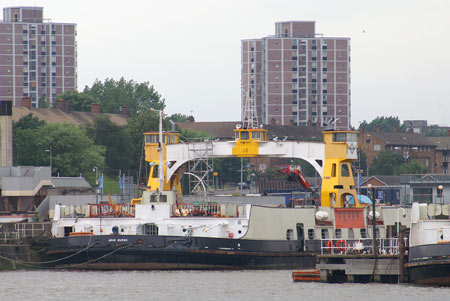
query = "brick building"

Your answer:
(0, 7), (77, 107)
(426, 136), (450, 174)
(359, 127), (437, 174)
(241, 21), (351, 128)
